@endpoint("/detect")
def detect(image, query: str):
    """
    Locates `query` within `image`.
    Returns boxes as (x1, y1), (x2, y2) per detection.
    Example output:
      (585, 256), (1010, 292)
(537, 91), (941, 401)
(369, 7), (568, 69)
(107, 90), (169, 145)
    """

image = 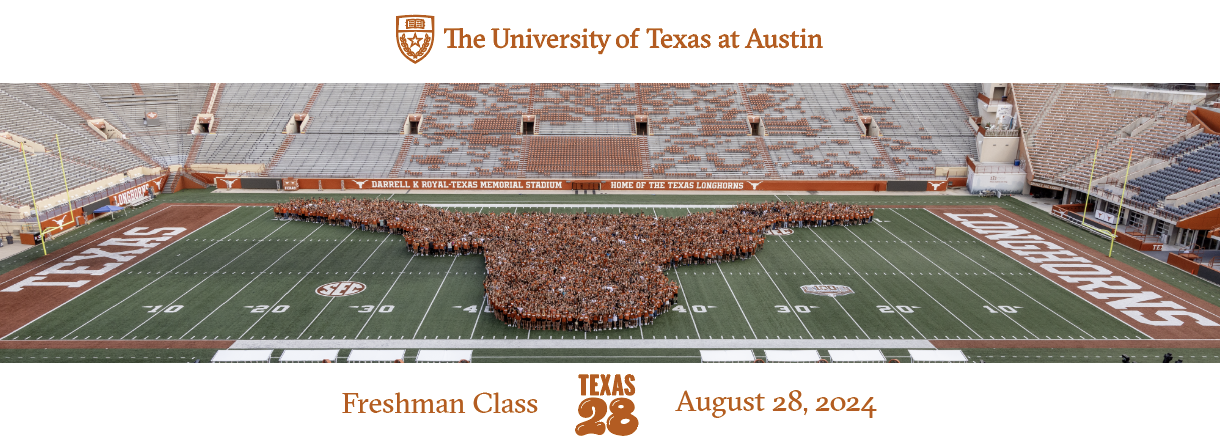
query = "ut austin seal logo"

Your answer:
(396, 15), (434, 64)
